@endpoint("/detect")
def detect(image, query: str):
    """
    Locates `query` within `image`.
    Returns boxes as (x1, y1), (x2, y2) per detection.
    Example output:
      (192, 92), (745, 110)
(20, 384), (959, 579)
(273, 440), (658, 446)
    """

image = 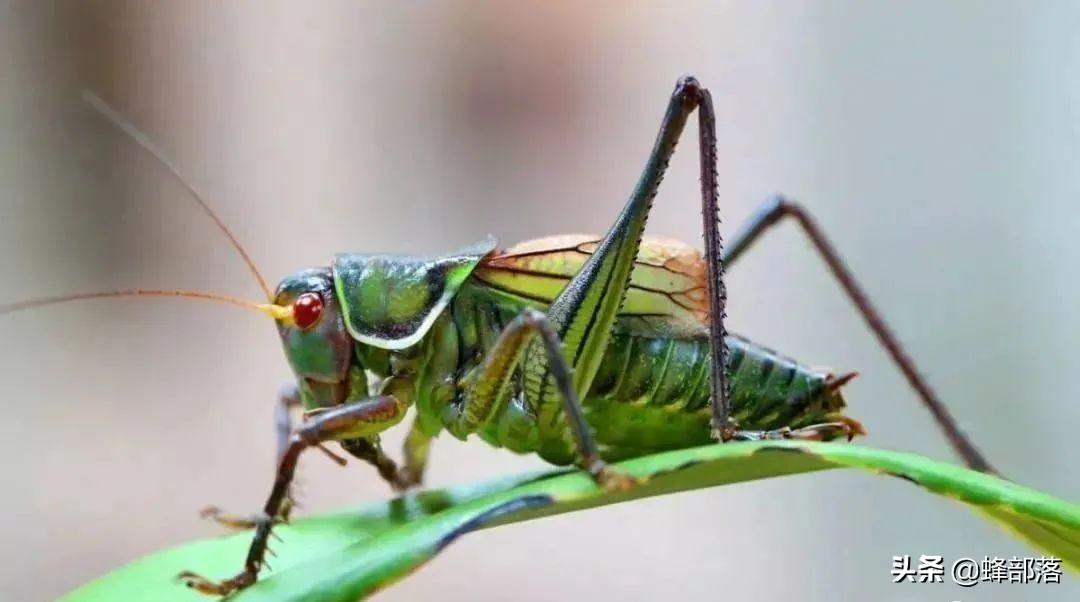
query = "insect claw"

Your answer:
(200, 506), (266, 530)
(837, 415), (867, 439)
(595, 466), (639, 492)
(176, 571), (195, 583)
(176, 571), (229, 596)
